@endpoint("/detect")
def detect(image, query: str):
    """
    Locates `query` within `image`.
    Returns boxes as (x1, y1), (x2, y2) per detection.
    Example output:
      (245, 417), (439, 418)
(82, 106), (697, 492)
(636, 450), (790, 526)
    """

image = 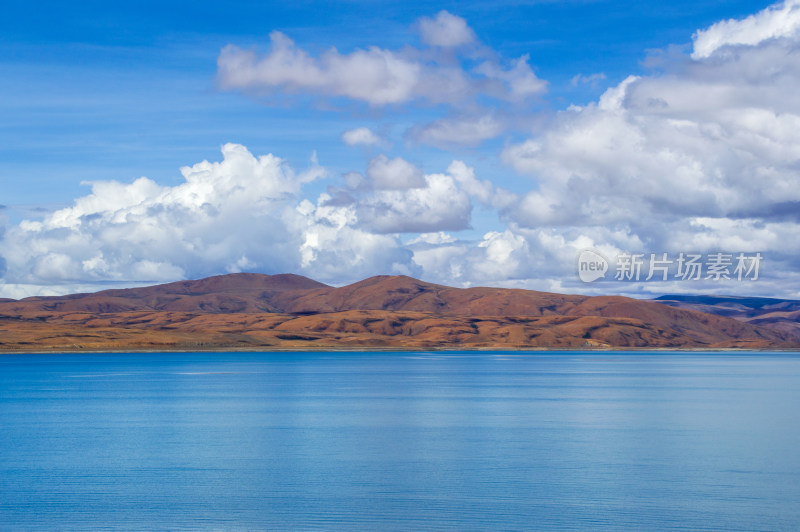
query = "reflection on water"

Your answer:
(1, 351), (799, 530)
